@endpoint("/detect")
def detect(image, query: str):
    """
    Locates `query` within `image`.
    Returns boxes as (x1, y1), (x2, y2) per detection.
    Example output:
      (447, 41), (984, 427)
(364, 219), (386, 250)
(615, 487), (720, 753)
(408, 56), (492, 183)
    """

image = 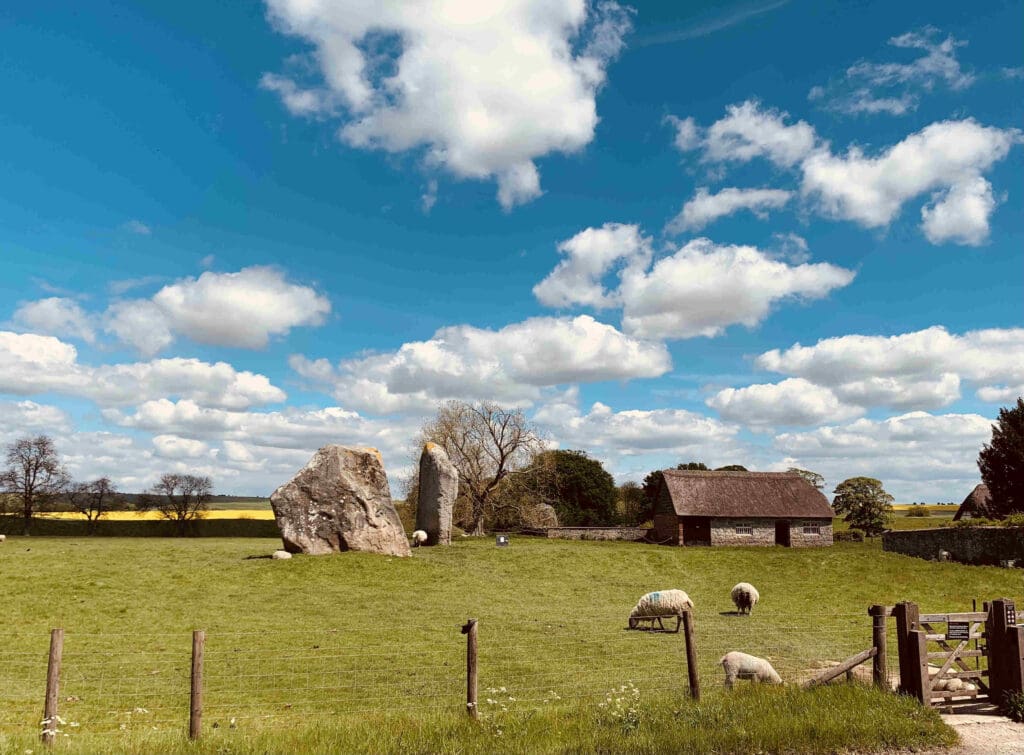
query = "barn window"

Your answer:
(803, 524), (821, 535)
(734, 525), (753, 536)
